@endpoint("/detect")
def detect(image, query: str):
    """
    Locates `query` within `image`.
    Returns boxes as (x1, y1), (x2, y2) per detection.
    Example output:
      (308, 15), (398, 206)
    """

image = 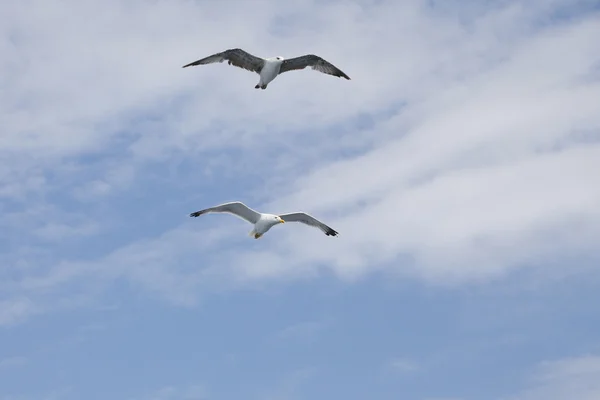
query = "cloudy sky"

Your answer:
(1, 0), (600, 398)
